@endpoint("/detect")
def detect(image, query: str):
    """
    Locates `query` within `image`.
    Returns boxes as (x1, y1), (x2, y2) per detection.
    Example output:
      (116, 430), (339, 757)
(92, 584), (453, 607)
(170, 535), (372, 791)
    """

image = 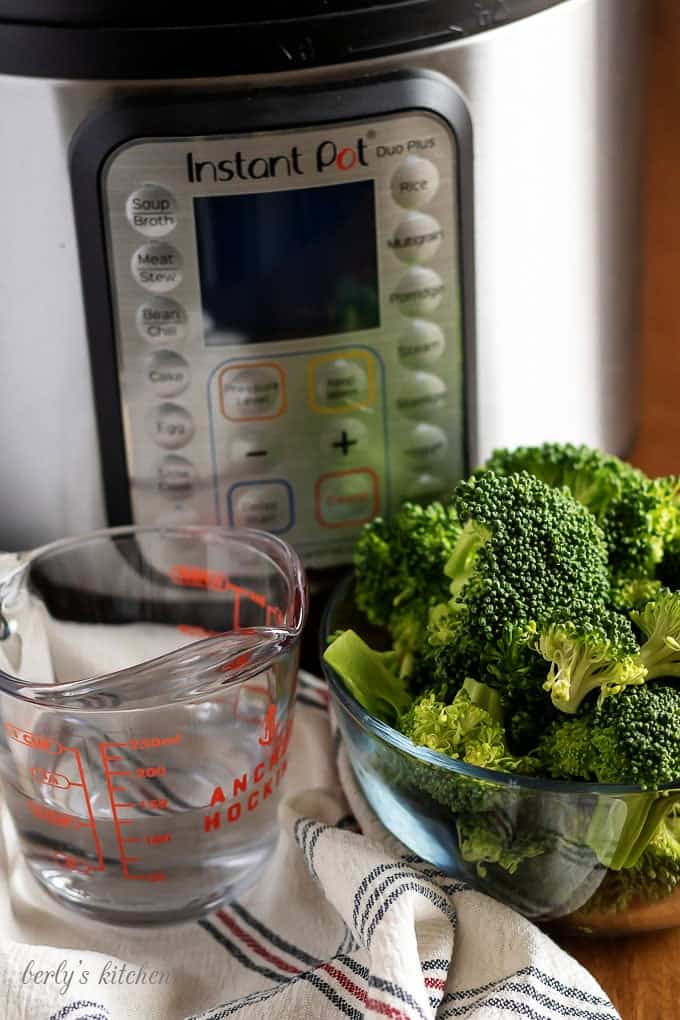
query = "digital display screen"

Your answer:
(194, 181), (379, 345)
